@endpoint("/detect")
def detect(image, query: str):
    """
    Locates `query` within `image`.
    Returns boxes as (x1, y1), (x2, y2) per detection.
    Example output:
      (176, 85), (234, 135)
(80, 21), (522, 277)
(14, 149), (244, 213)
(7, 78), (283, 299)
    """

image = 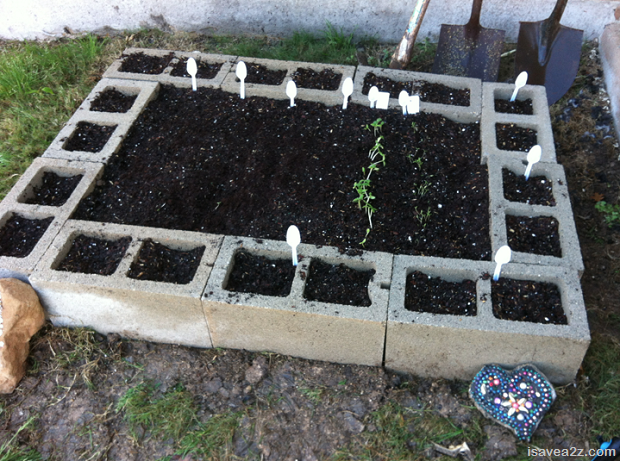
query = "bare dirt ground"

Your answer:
(0, 39), (619, 460)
